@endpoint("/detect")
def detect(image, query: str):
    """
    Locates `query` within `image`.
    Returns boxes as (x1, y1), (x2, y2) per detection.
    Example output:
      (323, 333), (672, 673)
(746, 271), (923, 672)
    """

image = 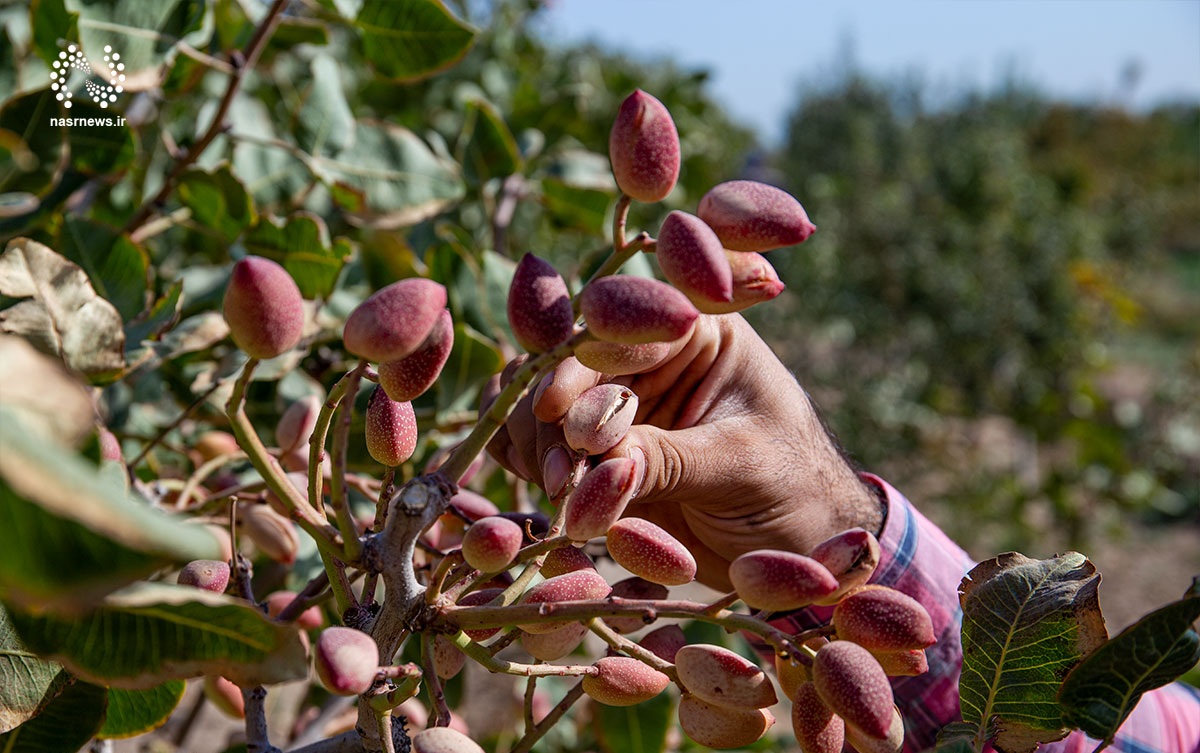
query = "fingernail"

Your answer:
(542, 446), (572, 499)
(533, 371), (556, 405)
(506, 446), (531, 481)
(629, 447), (646, 497)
